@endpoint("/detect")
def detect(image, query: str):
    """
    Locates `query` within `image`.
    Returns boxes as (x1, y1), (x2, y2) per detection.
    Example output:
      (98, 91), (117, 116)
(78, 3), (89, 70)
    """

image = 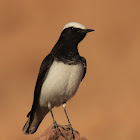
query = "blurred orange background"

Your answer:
(0, 0), (140, 140)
